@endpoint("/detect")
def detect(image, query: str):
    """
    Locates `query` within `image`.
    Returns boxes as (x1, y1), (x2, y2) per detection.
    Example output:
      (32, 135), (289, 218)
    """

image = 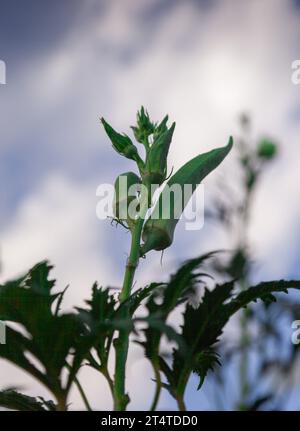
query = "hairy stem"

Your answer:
(119, 218), (145, 303)
(113, 190), (149, 411)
